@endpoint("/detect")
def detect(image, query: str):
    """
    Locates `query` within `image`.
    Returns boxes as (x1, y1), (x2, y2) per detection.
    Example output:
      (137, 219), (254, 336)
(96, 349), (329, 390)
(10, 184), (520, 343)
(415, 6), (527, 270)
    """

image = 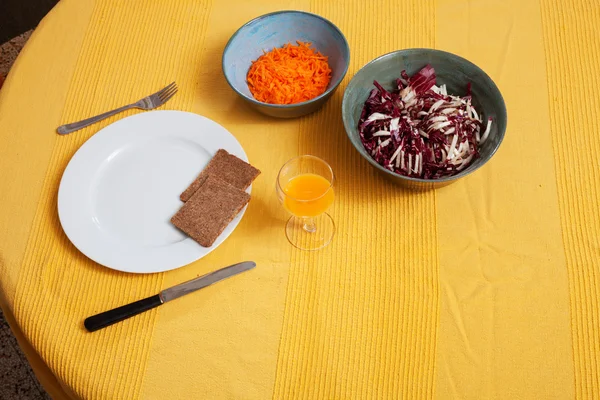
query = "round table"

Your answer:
(0, 0), (598, 398)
